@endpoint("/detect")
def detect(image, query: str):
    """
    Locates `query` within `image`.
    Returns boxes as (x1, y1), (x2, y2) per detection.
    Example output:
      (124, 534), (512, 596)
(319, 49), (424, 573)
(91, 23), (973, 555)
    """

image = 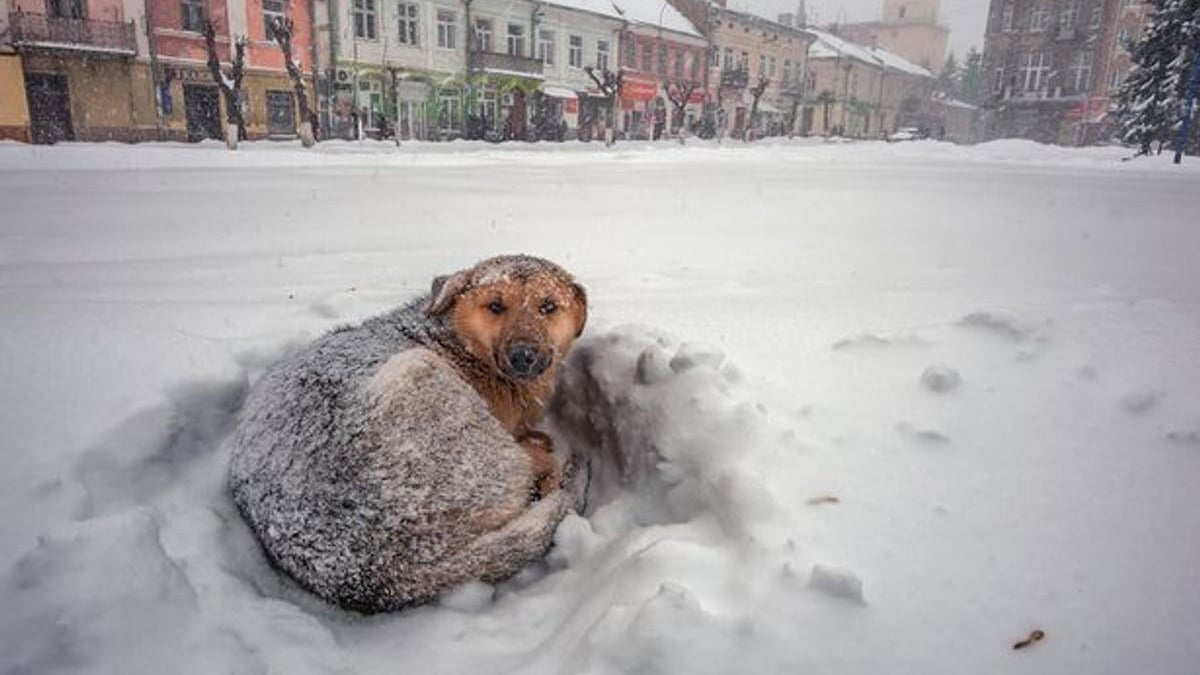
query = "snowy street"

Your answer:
(1, 139), (1198, 674)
